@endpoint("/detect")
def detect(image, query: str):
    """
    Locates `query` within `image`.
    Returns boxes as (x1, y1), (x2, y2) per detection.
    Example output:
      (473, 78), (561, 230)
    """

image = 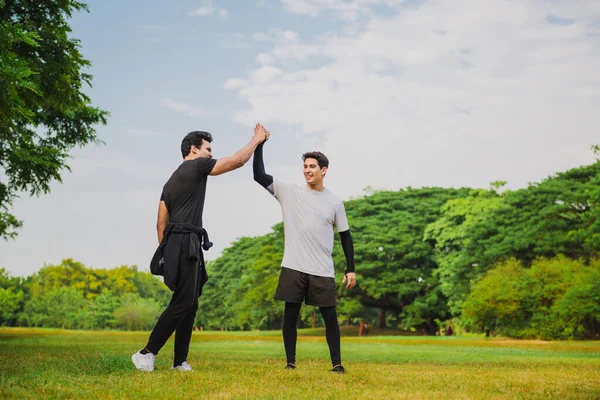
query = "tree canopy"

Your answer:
(0, 0), (108, 239)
